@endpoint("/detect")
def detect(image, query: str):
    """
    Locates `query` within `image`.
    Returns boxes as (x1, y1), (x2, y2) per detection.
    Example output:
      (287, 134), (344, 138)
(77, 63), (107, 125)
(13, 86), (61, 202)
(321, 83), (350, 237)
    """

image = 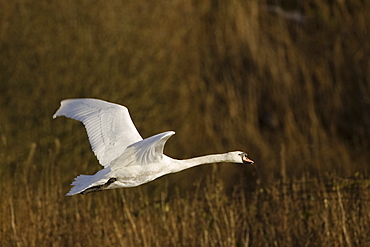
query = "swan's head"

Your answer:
(239, 152), (254, 165)
(228, 151), (254, 165)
